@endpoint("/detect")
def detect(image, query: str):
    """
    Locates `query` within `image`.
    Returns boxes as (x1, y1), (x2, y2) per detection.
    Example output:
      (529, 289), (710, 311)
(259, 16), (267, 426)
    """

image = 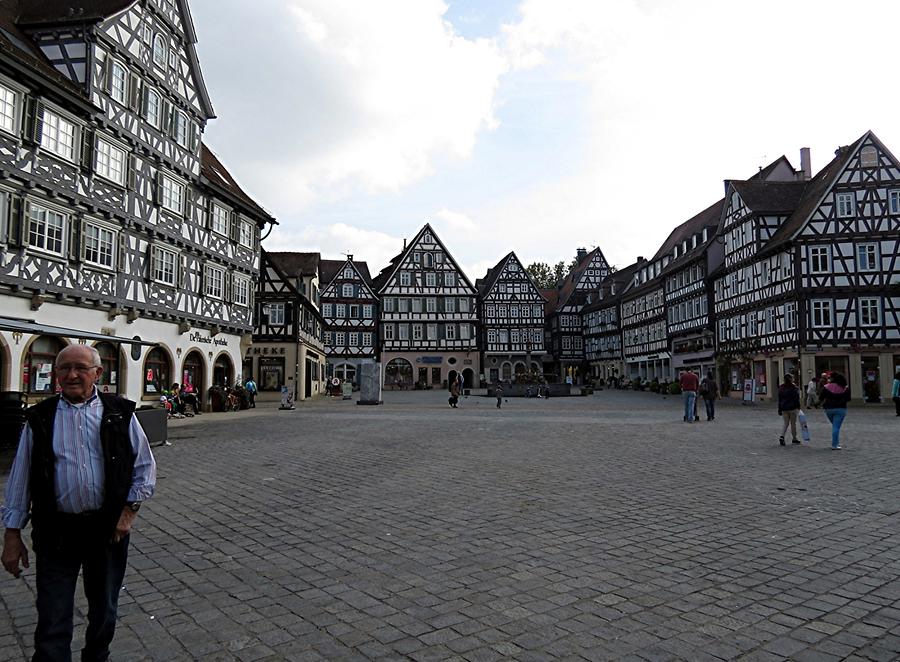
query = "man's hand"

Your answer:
(113, 508), (137, 544)
(2, 529), (29, 578)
